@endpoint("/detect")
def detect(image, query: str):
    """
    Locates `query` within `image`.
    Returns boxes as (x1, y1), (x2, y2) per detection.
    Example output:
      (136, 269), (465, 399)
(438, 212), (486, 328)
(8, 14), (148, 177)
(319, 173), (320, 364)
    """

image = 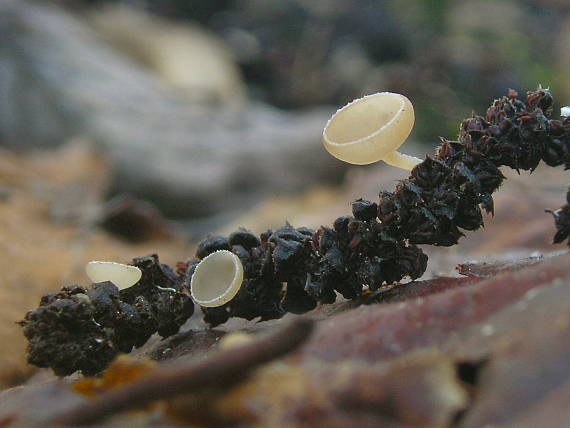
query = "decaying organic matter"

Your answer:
(53, 318), (314, 426)
(5, 254), (568, 426)
(20, 255), (193, 376)
(20, 87), (570, 376)
(188, 87), (570, 326)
